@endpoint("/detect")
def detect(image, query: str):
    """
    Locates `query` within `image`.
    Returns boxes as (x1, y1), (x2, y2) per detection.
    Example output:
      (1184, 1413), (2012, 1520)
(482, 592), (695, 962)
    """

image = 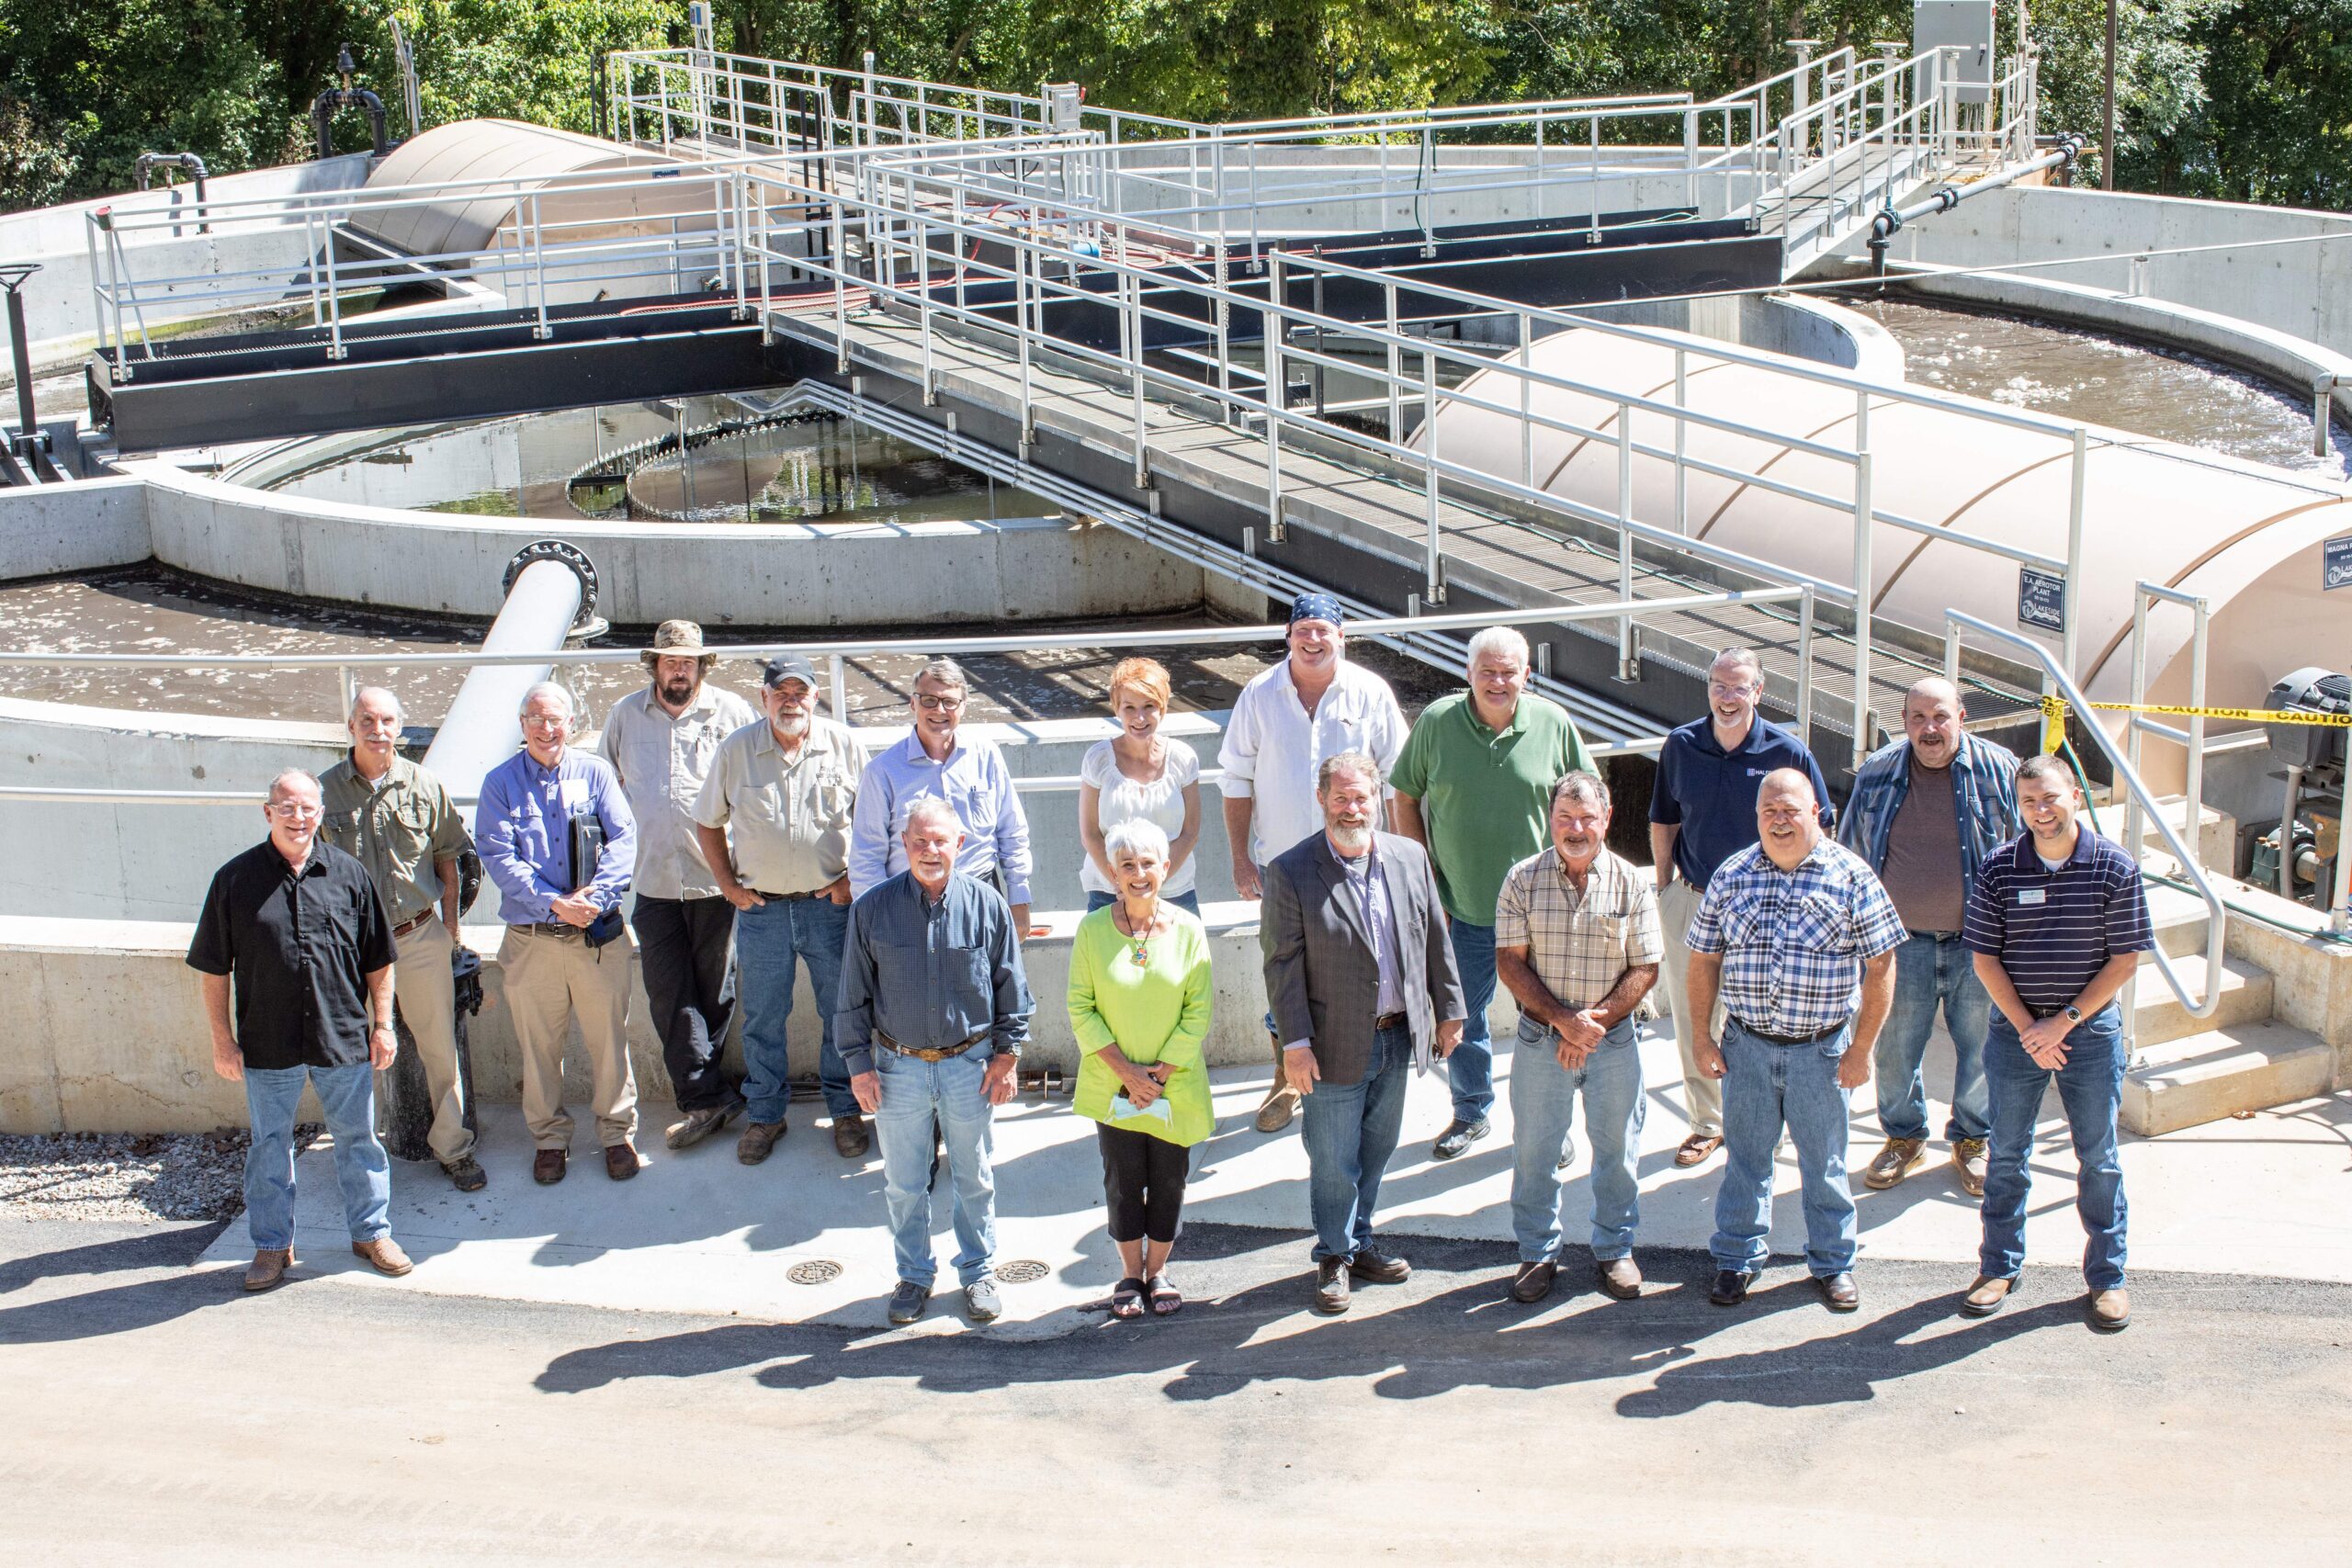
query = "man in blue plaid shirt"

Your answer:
(1686, 769), (1905, 1314)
